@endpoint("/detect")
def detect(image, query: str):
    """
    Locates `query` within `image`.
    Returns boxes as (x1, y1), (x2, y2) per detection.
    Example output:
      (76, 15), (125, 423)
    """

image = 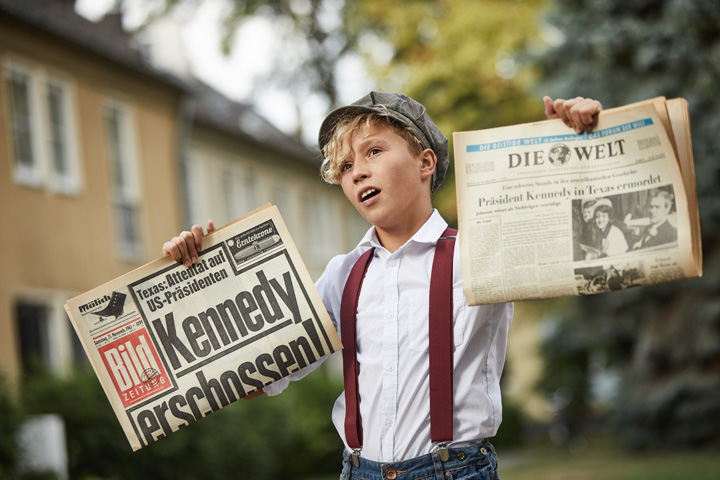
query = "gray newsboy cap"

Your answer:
(318, 91), (449, 192)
